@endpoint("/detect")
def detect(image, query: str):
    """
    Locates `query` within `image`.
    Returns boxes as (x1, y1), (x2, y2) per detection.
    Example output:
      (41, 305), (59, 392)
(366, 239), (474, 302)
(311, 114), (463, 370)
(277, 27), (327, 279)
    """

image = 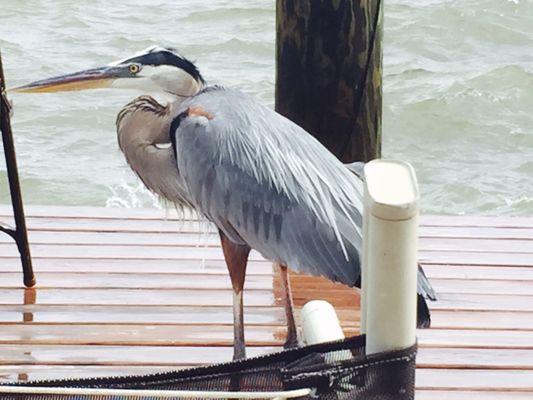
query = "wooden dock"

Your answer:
(0, 205), (532, 399)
